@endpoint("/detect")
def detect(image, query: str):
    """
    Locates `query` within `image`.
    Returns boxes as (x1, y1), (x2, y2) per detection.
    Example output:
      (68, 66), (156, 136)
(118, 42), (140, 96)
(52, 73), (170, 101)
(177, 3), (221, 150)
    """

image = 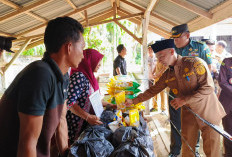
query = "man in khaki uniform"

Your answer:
(126, 39), (226, 157)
